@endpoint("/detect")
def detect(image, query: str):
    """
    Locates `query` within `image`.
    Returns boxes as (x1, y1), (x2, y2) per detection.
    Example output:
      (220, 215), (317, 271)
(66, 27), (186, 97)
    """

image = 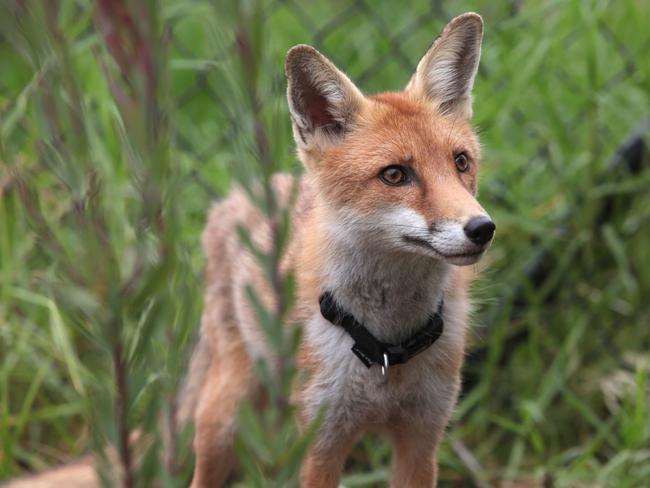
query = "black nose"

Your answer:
(463, 216), (496, 245)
